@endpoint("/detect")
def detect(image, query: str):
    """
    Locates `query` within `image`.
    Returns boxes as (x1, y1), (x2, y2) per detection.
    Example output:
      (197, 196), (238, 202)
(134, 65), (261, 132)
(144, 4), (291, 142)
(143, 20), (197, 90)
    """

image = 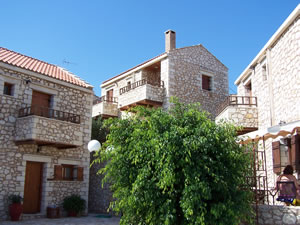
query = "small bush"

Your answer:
(8, 194), (23, 204)
(63, 194), (86, 214)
